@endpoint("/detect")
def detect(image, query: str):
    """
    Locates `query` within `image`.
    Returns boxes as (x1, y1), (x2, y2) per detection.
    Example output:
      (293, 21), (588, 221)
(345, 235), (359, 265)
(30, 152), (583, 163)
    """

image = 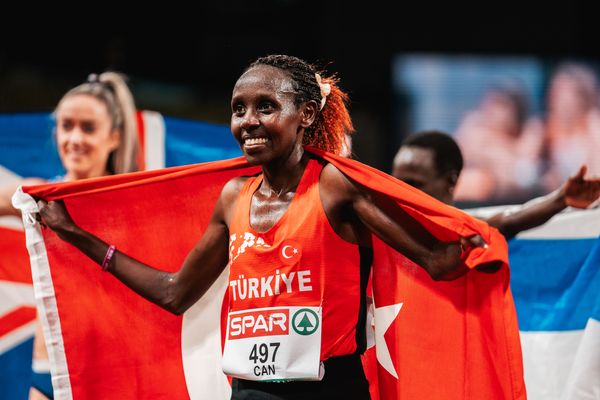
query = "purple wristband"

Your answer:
(101, 245), (116, 271)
